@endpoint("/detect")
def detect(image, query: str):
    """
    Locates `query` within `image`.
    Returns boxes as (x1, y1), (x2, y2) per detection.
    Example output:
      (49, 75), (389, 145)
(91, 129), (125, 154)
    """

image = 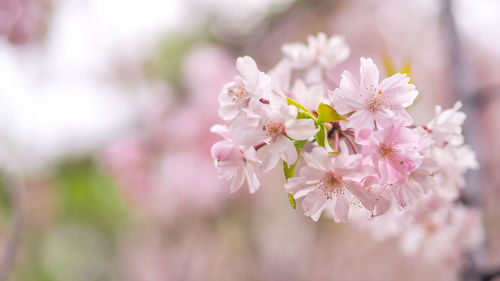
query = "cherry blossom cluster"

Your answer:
(211, 33), (482, 259)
